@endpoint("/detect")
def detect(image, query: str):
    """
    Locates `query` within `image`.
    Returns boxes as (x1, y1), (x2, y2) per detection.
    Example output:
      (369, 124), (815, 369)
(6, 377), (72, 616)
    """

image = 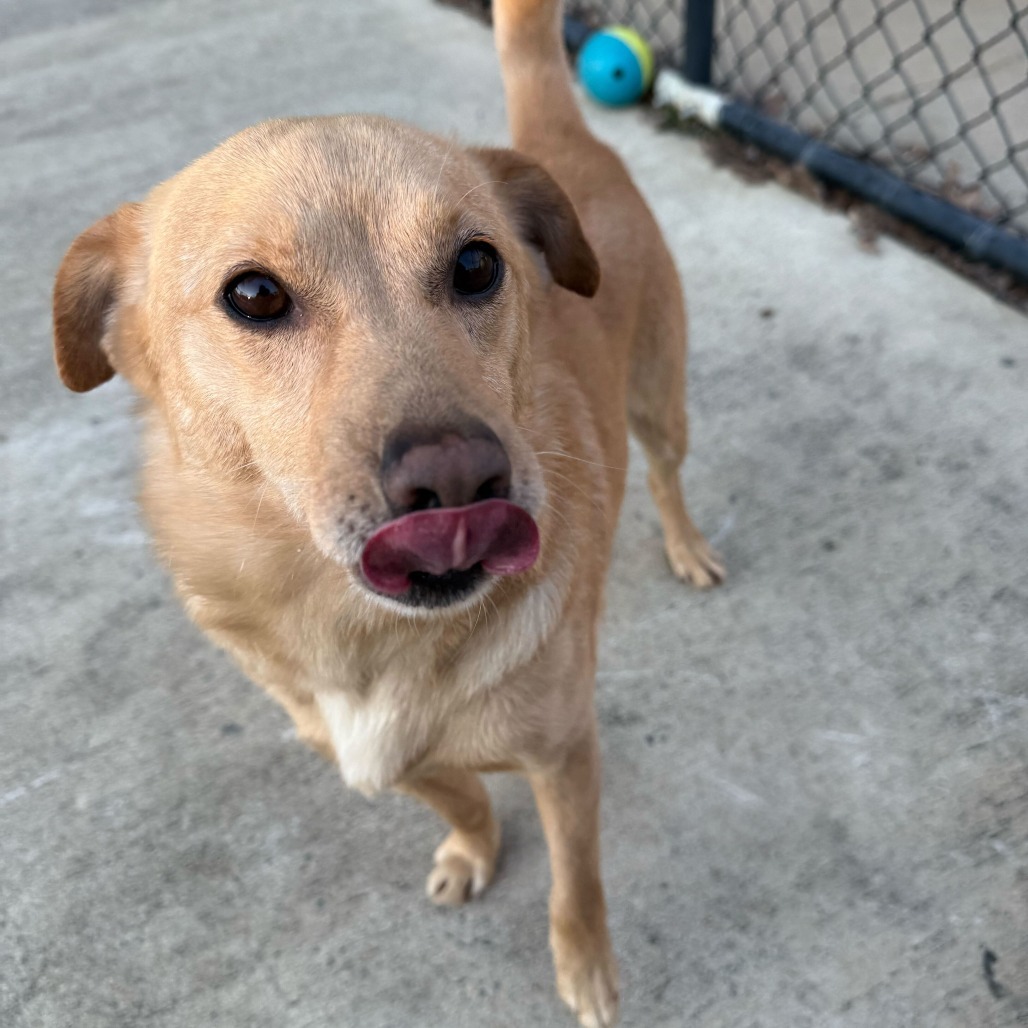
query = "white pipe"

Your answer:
(653, 68), (725, 127)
